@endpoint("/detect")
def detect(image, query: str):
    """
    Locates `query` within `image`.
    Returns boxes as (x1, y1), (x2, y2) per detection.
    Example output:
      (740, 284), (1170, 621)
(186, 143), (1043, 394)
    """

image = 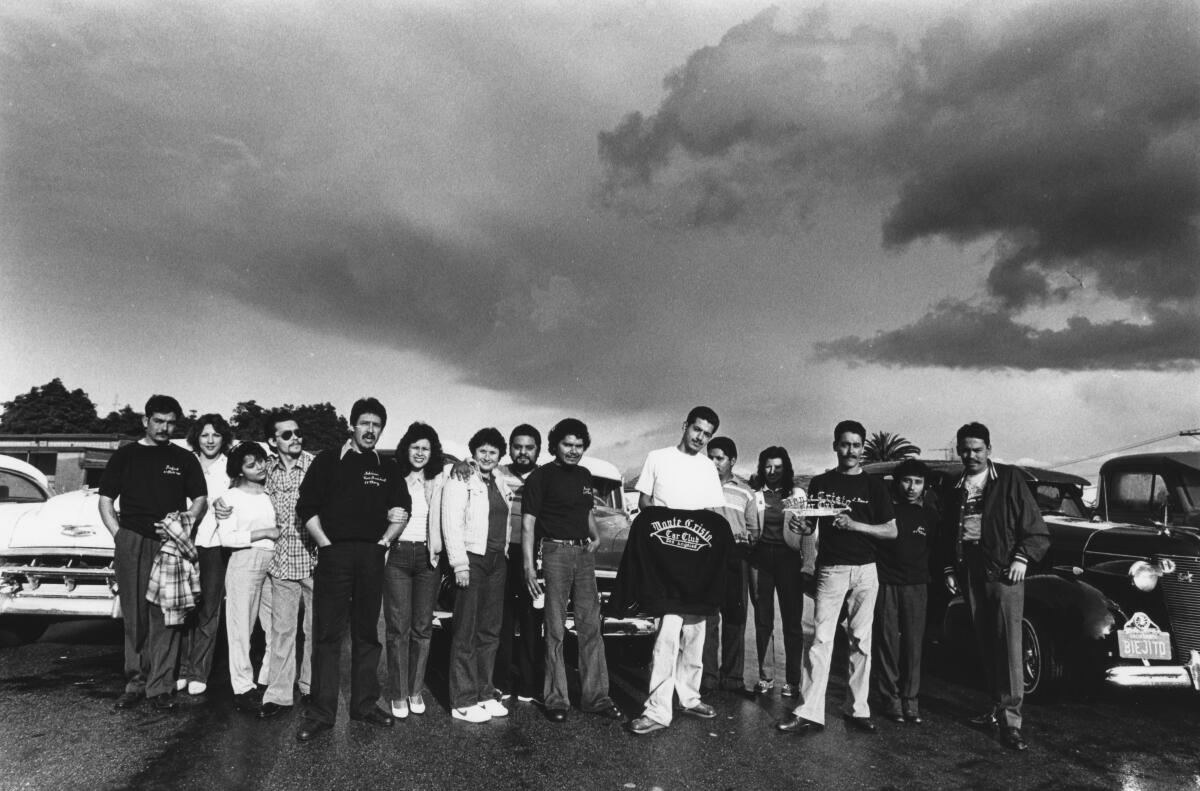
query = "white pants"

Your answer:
(262, 575), (314, 706)
(225, 548), (272, 694)
(642, 613), (706, 726)
(795, 563), (878, 724)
